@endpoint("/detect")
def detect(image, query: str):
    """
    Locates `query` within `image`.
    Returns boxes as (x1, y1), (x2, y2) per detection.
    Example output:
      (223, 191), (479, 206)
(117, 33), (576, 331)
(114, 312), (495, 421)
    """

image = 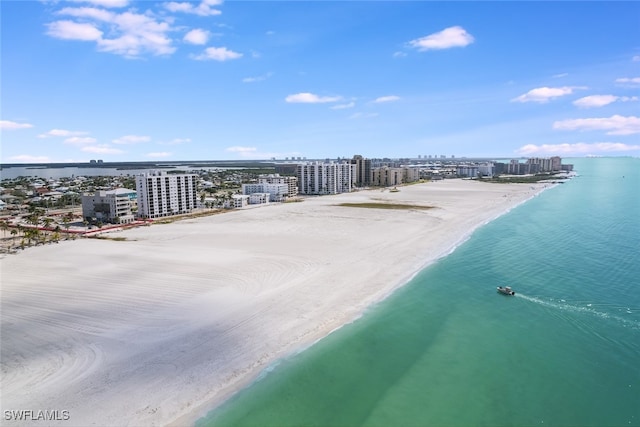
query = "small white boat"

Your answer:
(497, 286), (515, 296)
